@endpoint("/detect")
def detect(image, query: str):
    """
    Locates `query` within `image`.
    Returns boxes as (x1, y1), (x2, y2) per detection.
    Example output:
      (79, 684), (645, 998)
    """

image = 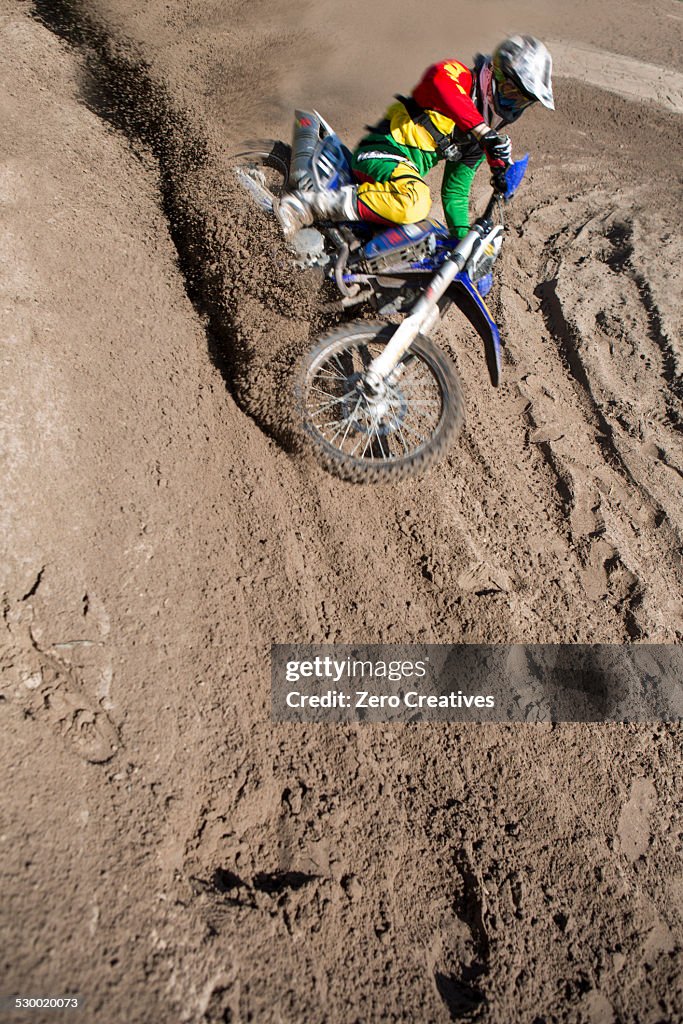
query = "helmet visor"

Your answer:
(492, 68), (536, 118)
